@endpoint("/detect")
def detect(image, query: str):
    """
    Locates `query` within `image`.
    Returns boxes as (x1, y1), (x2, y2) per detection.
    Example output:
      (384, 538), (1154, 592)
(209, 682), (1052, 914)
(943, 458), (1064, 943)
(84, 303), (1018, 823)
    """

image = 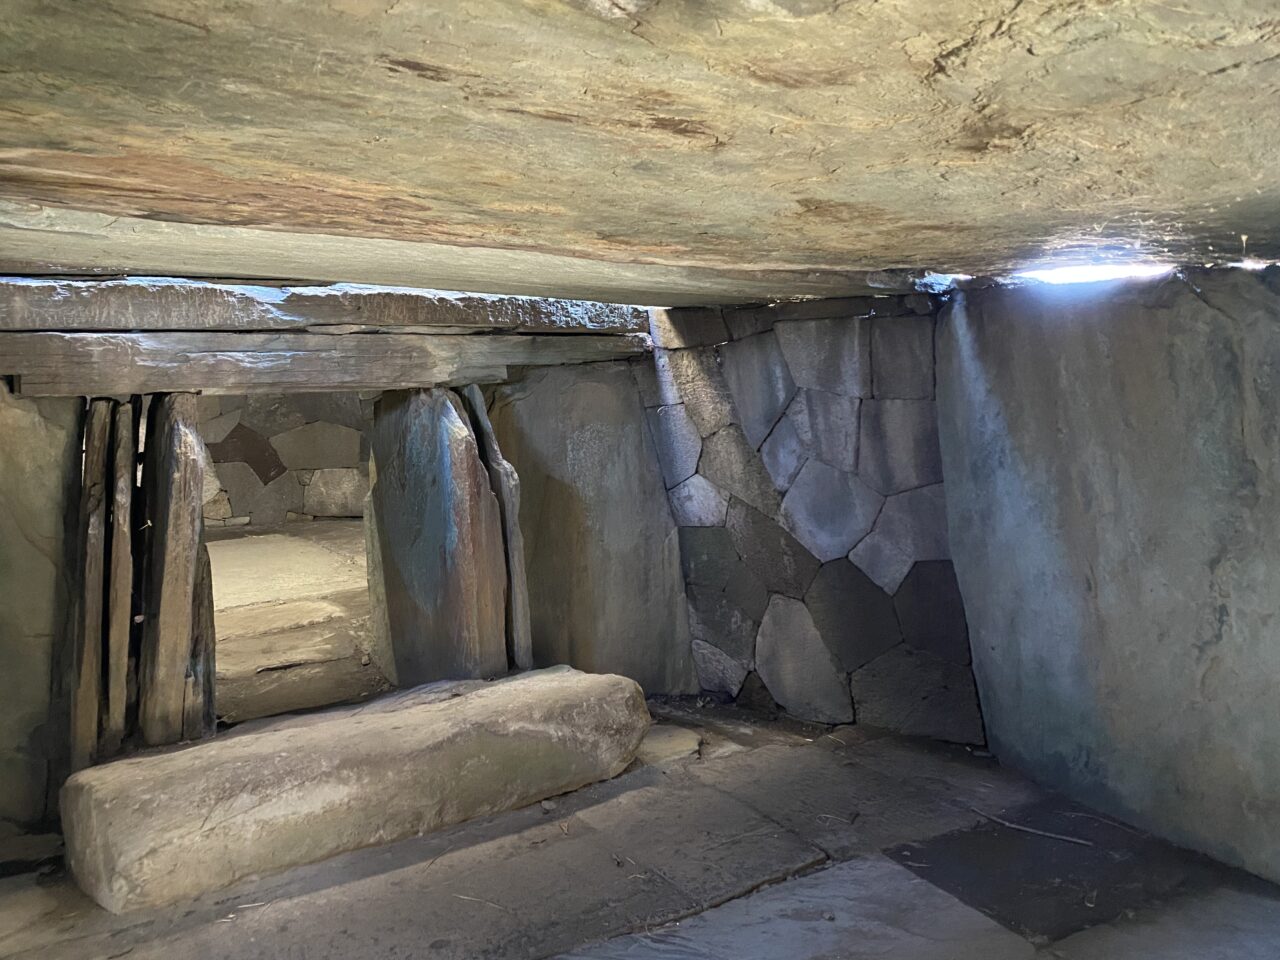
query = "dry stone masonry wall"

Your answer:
(639, 296), (983, 743)
(196, 392), (375, 527)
